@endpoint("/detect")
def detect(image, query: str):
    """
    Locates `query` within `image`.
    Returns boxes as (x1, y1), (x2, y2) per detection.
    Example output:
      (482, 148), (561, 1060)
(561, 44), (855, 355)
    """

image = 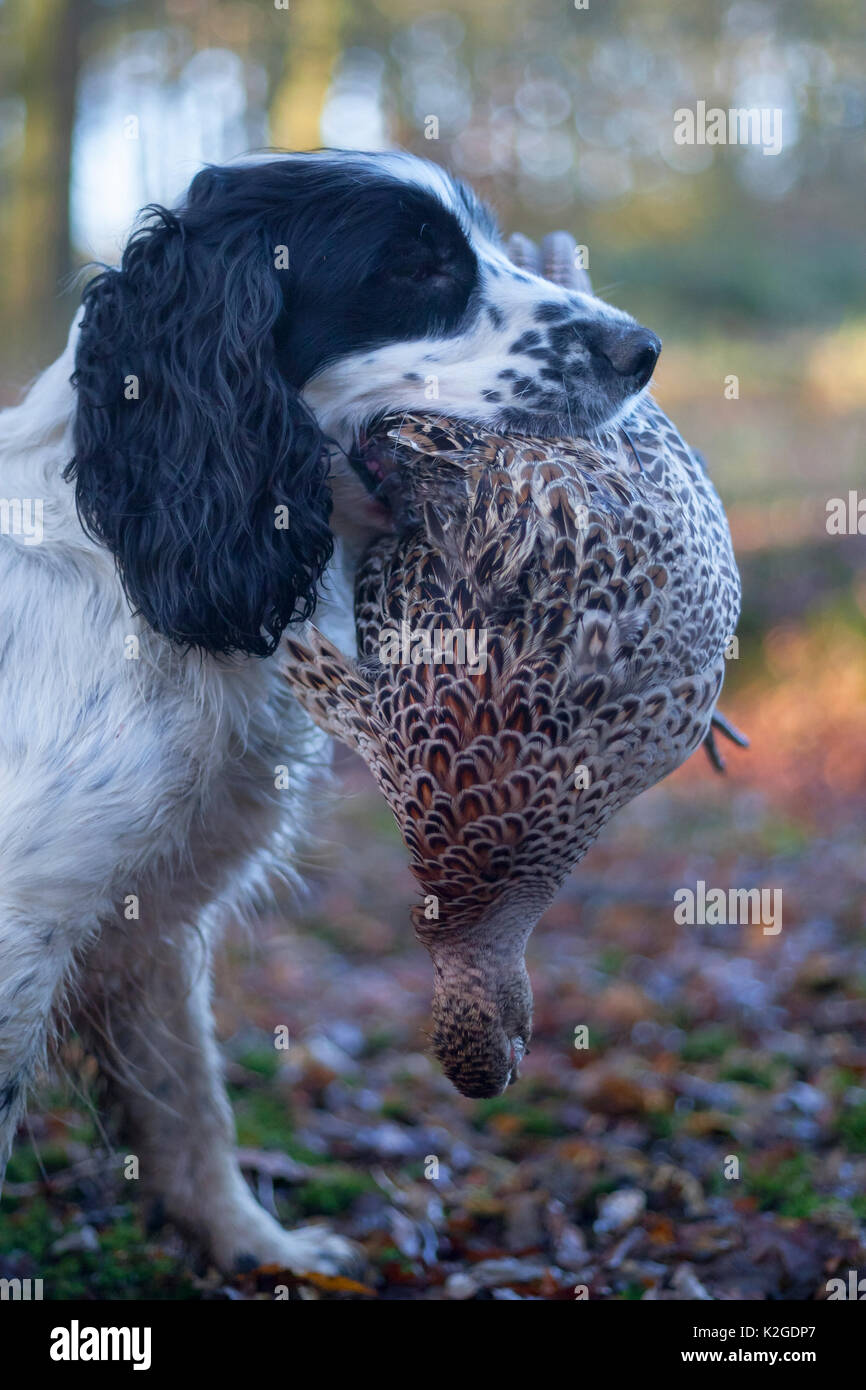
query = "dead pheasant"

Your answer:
(278, 398), (745, 1099)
